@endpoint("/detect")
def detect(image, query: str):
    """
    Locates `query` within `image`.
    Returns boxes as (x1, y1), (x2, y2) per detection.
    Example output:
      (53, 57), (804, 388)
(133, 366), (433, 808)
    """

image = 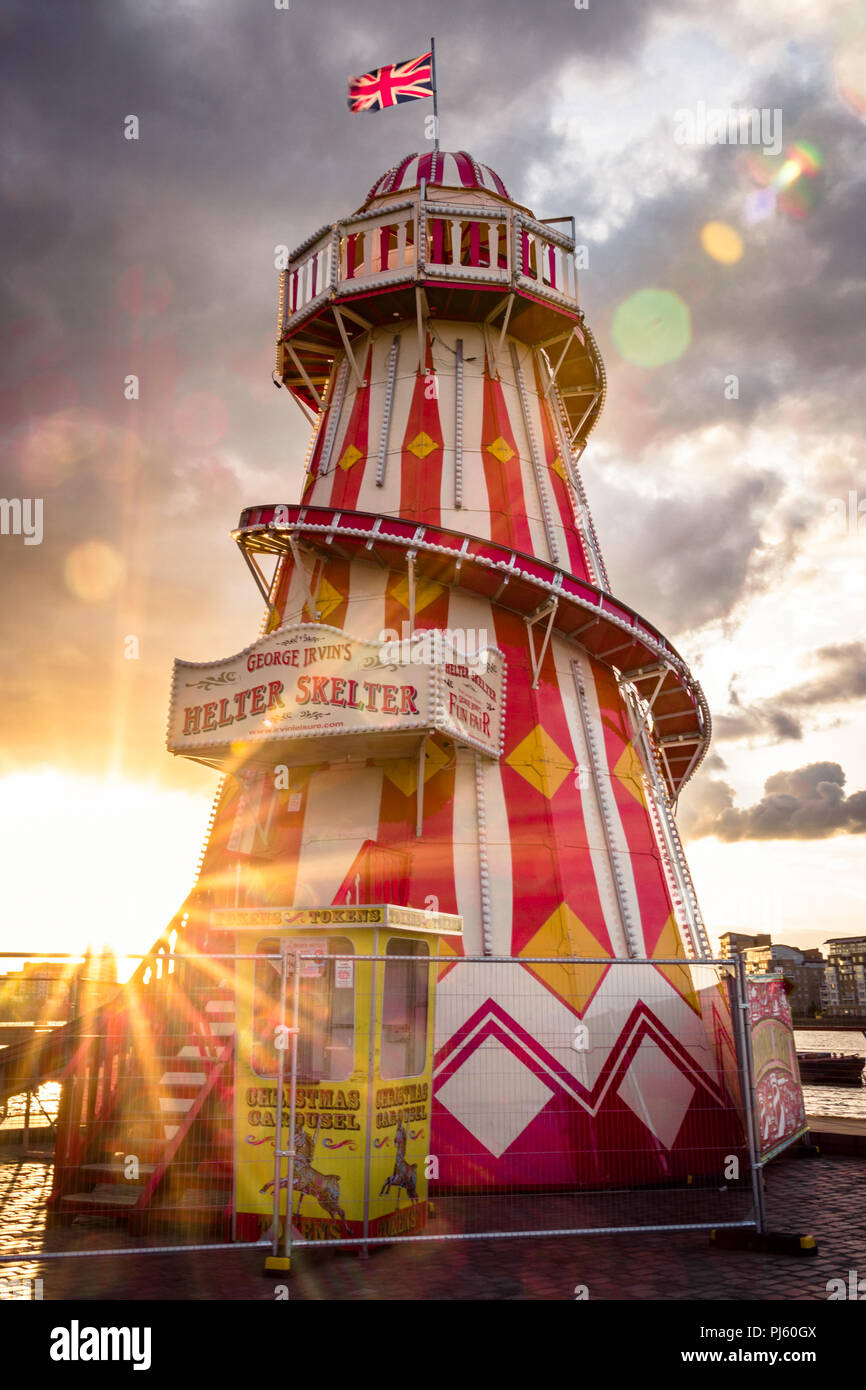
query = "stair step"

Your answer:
(62, 1184), (144, 1207)
(178, 1188), (231, 1208)
(78, 1162), (157, 1177)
